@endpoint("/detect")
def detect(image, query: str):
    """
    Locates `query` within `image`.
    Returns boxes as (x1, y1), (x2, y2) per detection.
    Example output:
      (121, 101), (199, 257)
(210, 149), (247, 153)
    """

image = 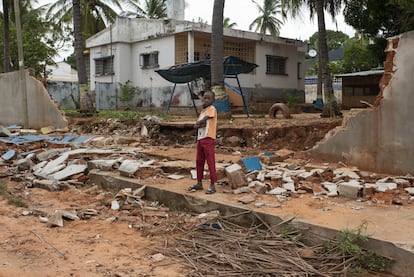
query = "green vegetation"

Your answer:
(118, 80), (139, 105)
(326, 221), (392, 274)
(0, 181), (28, 208)
(285, 91), (299, 109)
